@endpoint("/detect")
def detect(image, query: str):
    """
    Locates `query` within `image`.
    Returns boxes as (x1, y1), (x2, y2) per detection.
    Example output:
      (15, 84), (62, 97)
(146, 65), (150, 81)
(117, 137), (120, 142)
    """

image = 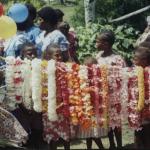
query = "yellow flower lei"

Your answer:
(136, 66), (145, 111)
(41, 60), (48, 112)
(100, 65), (109, 129)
